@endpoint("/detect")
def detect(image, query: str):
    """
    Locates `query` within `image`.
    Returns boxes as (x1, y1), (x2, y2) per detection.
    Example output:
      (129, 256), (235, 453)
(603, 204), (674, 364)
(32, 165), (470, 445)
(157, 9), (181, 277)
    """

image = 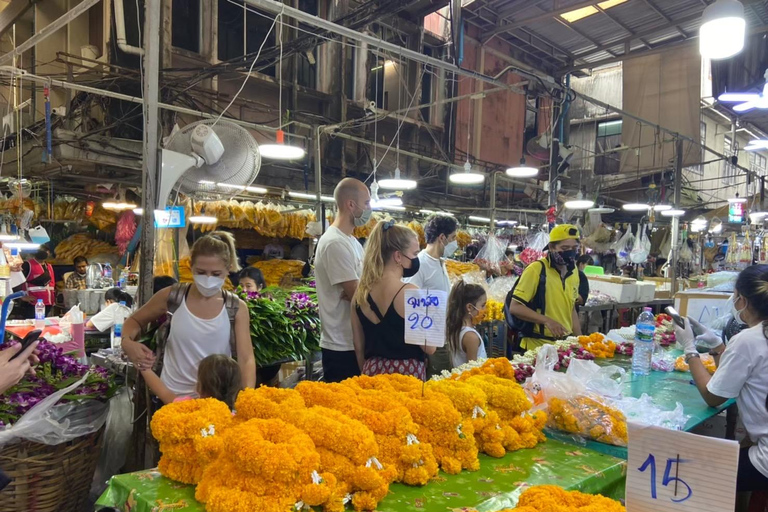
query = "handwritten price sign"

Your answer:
(626, 423), (739, 512)
(404, 289), (447, 348)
